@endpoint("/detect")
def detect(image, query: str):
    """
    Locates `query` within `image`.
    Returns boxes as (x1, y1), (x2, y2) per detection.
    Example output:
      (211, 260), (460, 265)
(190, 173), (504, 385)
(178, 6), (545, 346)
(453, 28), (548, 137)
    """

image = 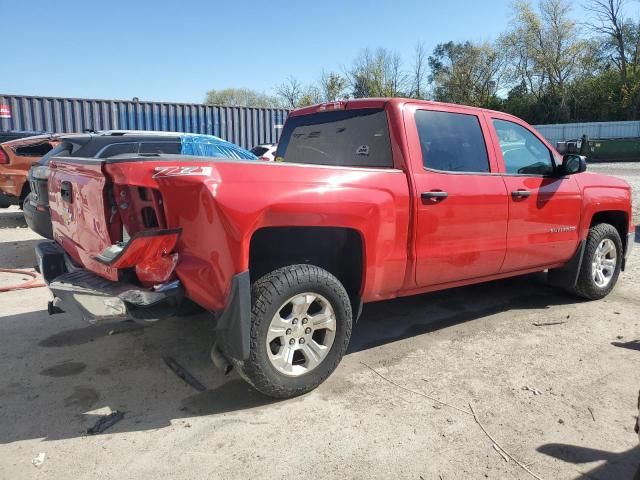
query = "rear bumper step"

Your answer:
(36, 241), (183, 323)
